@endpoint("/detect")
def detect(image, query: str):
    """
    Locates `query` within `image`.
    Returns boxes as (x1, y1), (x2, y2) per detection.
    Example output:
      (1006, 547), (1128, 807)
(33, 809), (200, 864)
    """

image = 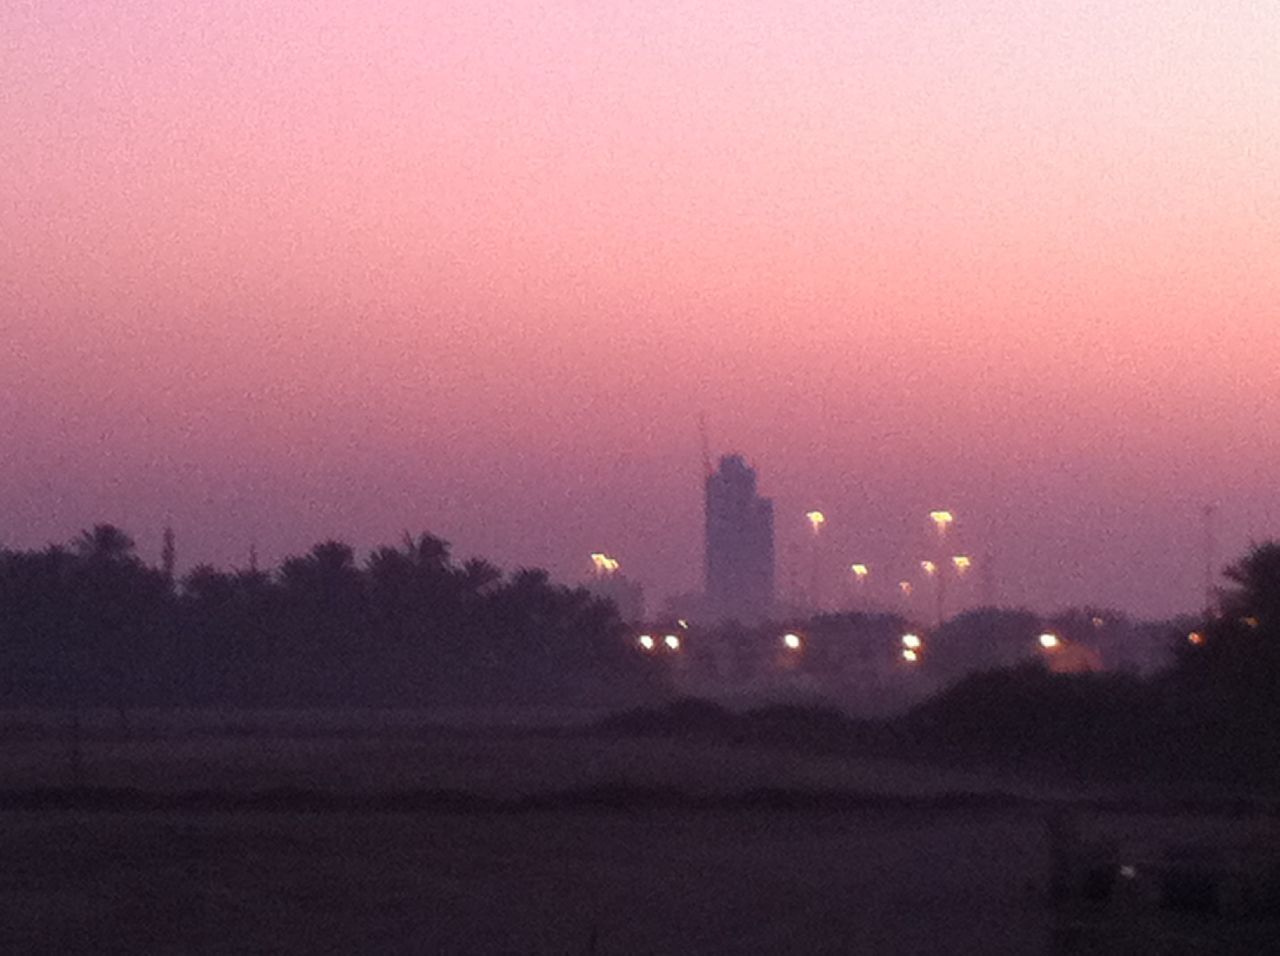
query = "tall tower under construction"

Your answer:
(705, 454), (775, 621)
